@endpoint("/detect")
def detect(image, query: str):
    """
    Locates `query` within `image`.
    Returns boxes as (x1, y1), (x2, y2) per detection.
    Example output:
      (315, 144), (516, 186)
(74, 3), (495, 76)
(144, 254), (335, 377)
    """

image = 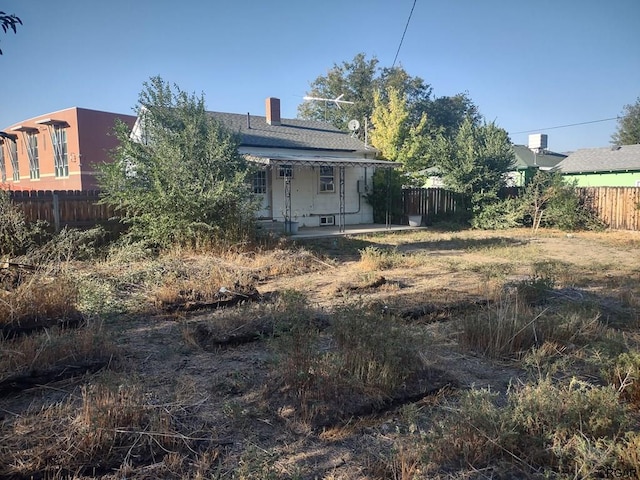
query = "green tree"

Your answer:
(98, 77), (258, 249)
(426, 92), (481, 138)
(611, 96), (640, 145)
(297, 54), (432, 139)
(433, 118), (514, 215)
(369, 86), (431, 179)
(0, 12), (22, 55)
